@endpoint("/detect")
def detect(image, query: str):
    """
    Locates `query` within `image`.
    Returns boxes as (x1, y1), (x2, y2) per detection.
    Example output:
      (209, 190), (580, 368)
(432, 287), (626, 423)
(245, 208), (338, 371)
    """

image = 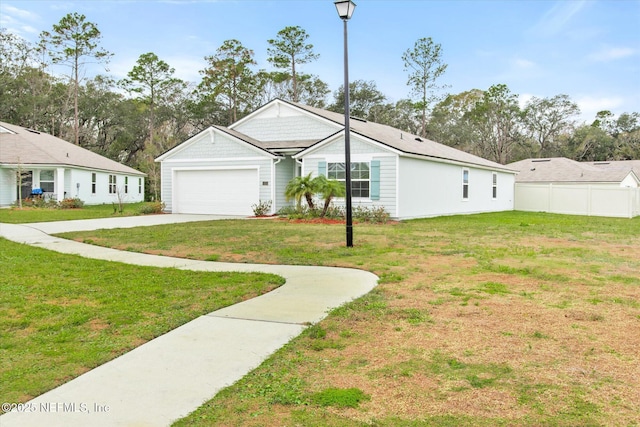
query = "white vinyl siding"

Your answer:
(398, 157), (514, 219)
(232, 102), (339, 142)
